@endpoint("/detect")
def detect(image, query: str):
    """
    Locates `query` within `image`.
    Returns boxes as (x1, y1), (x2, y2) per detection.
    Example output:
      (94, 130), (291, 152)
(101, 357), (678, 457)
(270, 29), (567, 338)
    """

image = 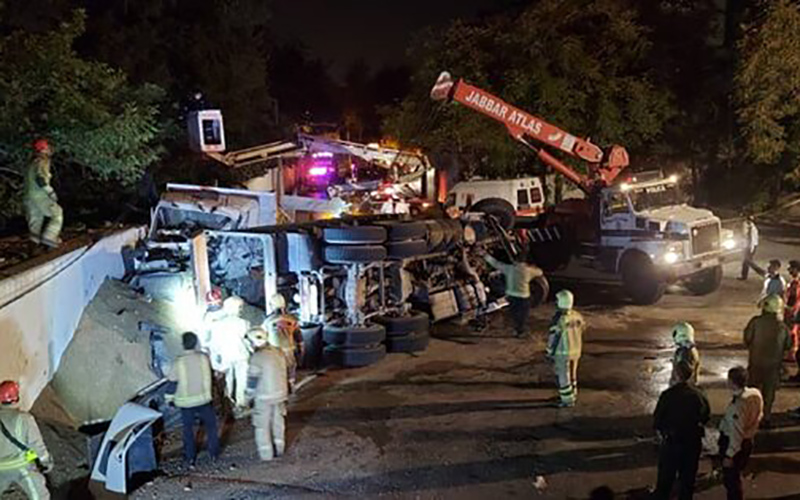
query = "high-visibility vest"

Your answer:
(171, 352), (213, 408)
(0, 413), (38, 471)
